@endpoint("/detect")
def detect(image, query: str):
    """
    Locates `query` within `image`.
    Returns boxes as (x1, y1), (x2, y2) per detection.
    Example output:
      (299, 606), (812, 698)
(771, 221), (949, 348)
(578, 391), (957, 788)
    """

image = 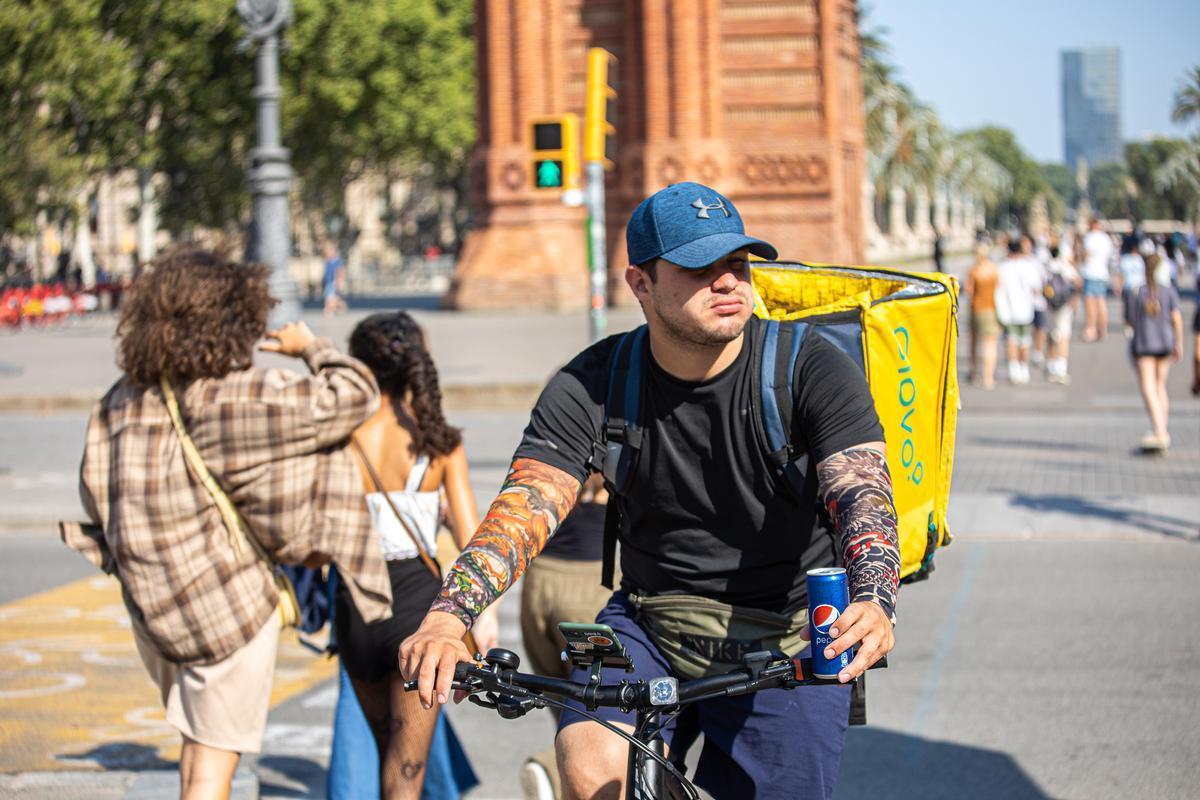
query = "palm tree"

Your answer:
(1170, 65), (1200, 126)
(1154, 66), (1200, 221)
